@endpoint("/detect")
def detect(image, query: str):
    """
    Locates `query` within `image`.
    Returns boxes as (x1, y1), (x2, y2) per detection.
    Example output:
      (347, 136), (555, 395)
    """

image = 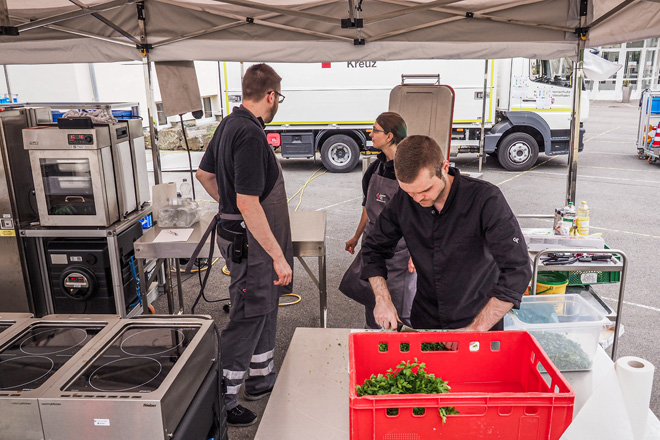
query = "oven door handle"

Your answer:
(65, 195), (86, 203)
